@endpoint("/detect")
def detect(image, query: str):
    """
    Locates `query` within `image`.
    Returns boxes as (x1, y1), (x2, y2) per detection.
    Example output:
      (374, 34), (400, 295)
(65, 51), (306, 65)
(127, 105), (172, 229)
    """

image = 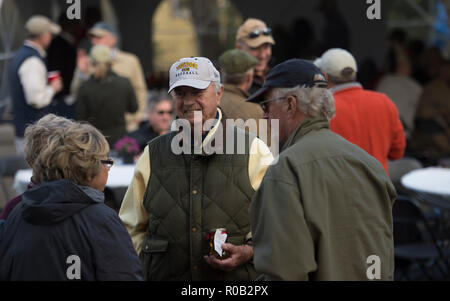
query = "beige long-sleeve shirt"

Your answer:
(119, 108), (274, 254)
